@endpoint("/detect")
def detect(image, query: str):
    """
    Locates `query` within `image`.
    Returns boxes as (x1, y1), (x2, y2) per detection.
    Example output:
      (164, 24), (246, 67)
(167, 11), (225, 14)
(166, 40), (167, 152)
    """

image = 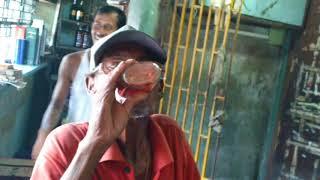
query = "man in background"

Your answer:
(31, 5), (126, 159)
